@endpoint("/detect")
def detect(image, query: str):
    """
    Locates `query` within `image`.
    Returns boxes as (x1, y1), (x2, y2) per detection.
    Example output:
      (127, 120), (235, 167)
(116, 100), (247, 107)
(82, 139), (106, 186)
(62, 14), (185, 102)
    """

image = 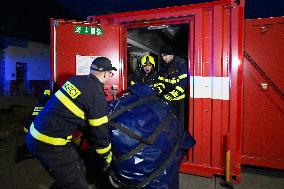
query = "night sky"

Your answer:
(0, 0), (283, 44)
